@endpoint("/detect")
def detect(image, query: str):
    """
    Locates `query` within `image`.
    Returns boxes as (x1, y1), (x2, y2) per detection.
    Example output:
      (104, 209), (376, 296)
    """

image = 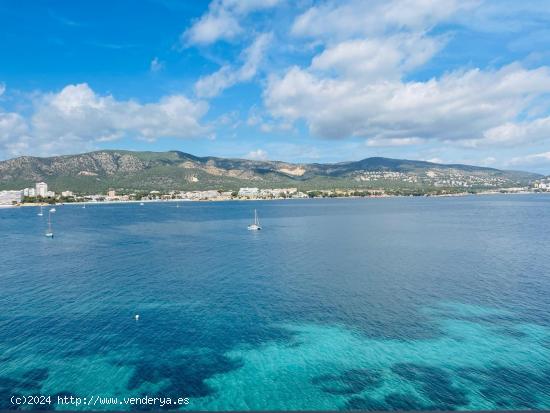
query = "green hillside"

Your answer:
(0, 150), (541, 194)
